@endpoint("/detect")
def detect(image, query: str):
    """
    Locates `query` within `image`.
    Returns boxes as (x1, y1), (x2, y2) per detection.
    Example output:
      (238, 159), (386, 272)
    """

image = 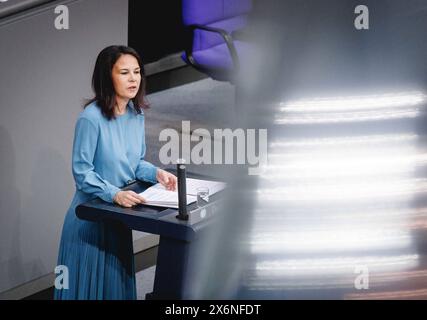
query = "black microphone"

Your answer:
(176, 159), (189, 221)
